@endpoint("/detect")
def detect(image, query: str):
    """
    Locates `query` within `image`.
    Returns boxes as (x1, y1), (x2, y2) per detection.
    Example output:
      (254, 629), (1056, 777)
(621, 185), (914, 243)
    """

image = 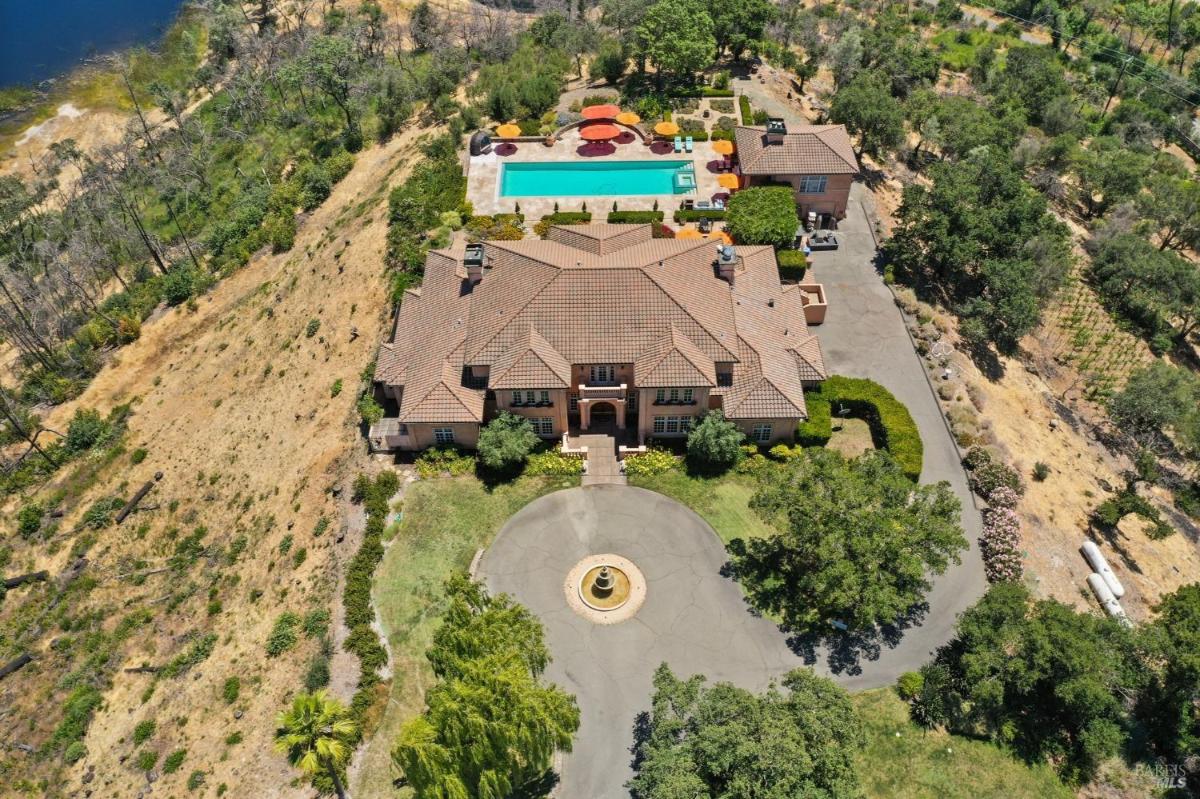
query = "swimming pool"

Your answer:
(500, 160), (695, 198)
